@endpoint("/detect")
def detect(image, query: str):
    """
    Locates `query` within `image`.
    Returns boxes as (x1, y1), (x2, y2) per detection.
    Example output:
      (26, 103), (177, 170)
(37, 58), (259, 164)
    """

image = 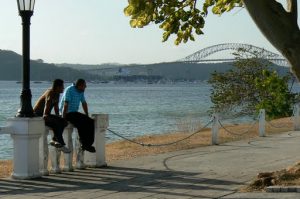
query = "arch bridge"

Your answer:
(176, 43), (288, 67)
